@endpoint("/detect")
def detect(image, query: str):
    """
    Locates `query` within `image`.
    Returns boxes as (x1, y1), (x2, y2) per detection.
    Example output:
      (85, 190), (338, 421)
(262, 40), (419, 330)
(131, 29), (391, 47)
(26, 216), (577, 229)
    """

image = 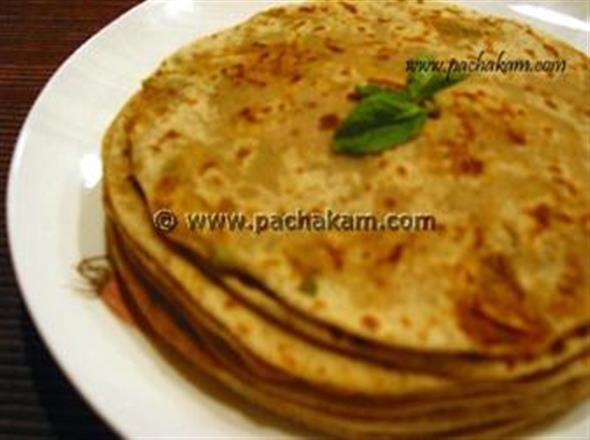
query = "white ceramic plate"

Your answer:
(7, 1), (590, 438)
